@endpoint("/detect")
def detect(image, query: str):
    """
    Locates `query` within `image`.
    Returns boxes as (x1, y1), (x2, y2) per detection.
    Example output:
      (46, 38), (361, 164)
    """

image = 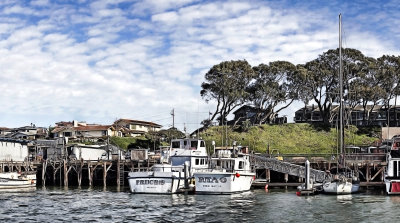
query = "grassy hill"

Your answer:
(197, 123), (379, 154)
